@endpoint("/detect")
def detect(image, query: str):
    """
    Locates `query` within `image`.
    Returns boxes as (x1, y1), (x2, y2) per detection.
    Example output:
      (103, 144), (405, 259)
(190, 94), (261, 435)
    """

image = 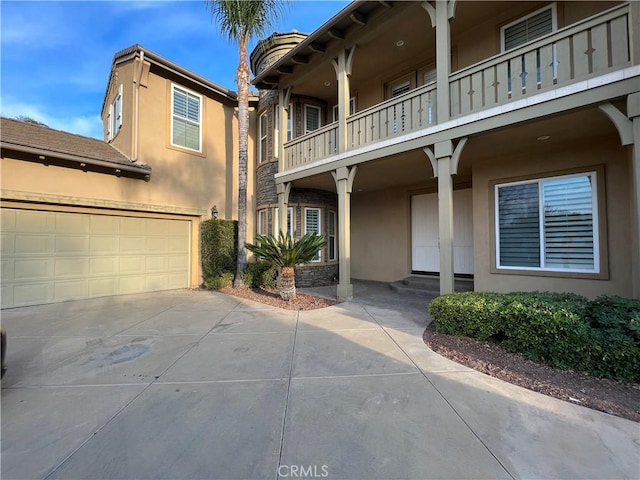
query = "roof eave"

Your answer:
(1, 142), (152, 181)
(252, 1), (366, 86)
